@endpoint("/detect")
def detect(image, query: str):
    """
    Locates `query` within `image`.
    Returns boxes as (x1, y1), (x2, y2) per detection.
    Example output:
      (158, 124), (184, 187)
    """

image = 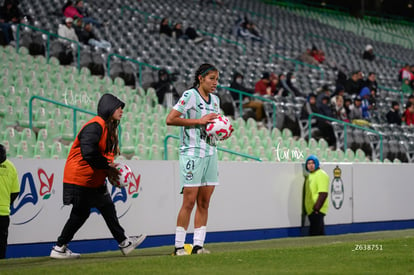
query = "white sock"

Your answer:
(175, 226), (186, 248)
(193, 226), (207, 247)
